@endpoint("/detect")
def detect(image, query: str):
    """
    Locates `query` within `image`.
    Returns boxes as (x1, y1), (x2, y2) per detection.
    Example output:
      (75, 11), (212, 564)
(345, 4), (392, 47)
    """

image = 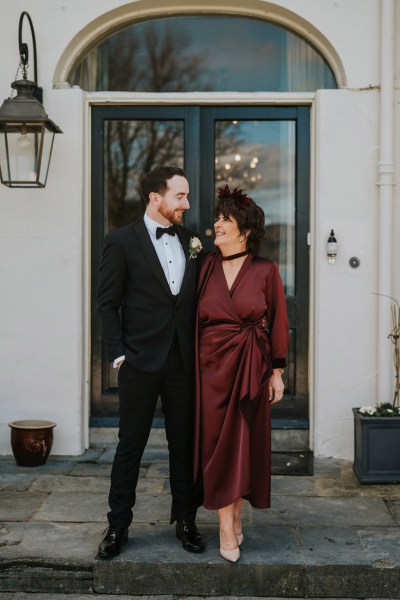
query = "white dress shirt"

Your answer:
(113, 213), (186, 368)
(143, 212), (186, 295)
